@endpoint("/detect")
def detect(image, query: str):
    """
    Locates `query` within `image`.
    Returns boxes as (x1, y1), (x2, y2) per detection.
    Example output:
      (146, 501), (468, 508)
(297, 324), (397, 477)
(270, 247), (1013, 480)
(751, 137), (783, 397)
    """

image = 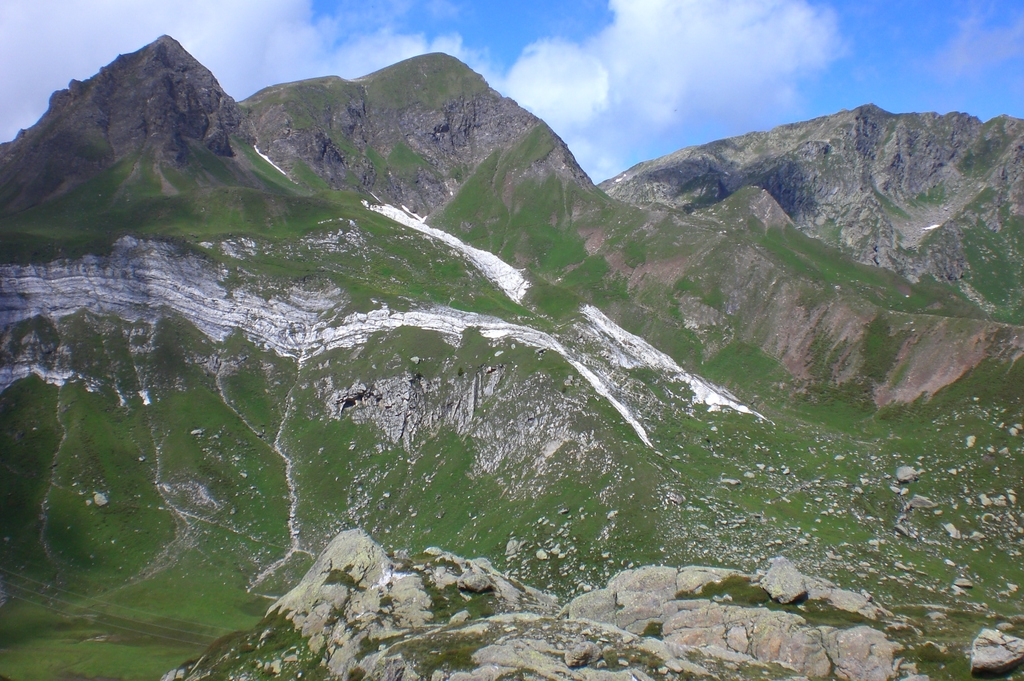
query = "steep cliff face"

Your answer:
(0, 36), (252, 212)
(602, 106), (1024, 310)
(243, 54), (592, 216)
